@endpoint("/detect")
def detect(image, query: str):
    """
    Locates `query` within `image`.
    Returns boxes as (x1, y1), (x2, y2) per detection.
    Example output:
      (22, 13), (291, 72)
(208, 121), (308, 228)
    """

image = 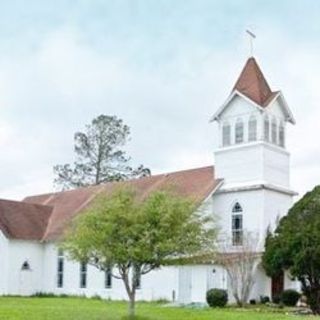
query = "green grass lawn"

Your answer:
(0, 297), (316, 320)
